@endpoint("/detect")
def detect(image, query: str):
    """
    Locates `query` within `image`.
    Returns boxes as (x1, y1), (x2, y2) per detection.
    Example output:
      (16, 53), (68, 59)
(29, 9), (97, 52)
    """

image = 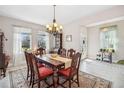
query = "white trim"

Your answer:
(86, 16), (124, 27)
